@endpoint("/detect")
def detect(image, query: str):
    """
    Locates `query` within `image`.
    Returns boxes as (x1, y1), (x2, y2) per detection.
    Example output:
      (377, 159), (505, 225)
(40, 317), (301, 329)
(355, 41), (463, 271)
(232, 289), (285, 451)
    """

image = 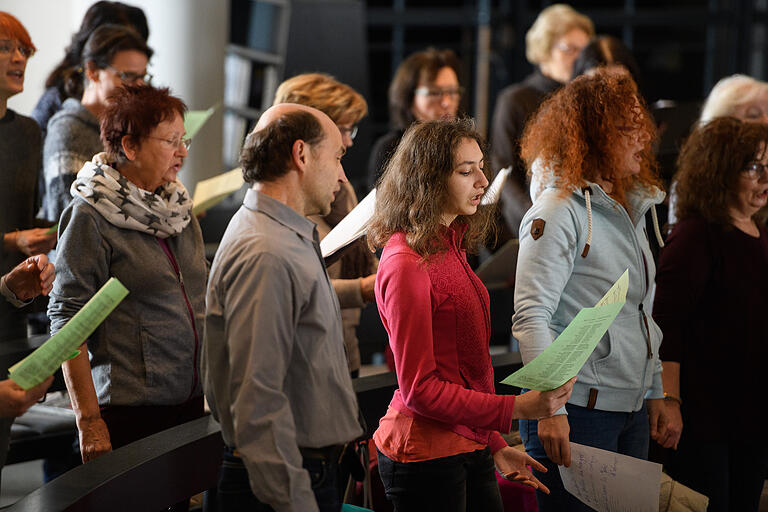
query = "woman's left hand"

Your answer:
(492, 446), (550, 494)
